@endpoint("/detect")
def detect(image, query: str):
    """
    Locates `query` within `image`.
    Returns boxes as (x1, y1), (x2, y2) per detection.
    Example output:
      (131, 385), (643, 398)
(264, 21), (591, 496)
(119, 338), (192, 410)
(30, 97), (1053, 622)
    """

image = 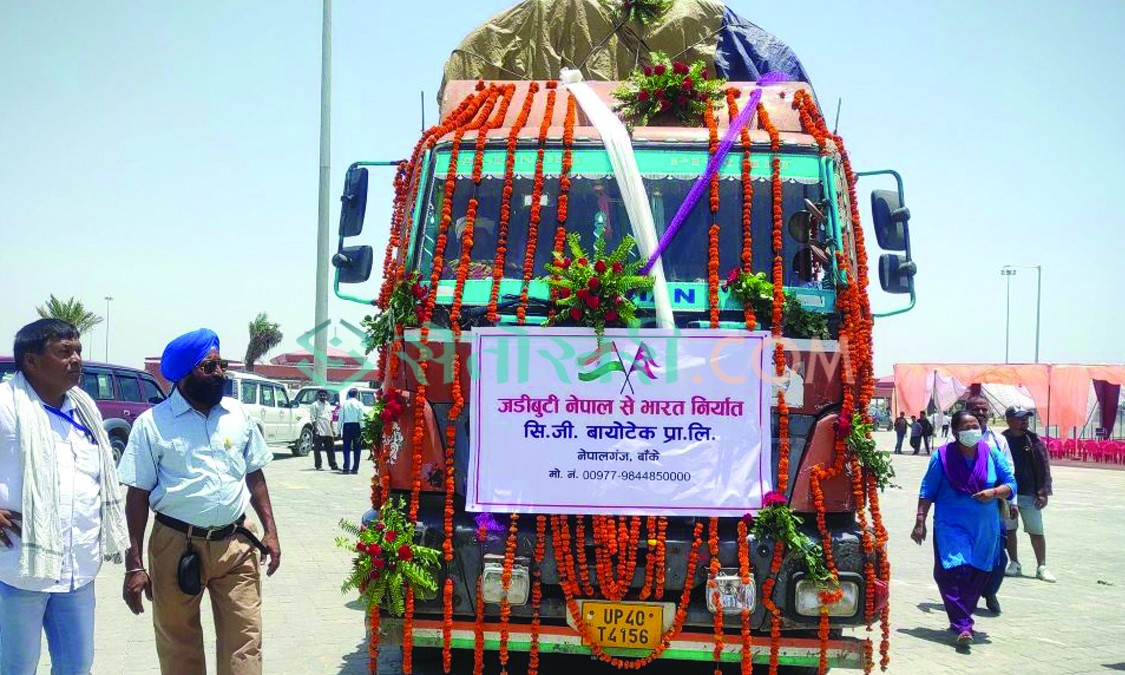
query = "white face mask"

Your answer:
(958, 429), (983, 446)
